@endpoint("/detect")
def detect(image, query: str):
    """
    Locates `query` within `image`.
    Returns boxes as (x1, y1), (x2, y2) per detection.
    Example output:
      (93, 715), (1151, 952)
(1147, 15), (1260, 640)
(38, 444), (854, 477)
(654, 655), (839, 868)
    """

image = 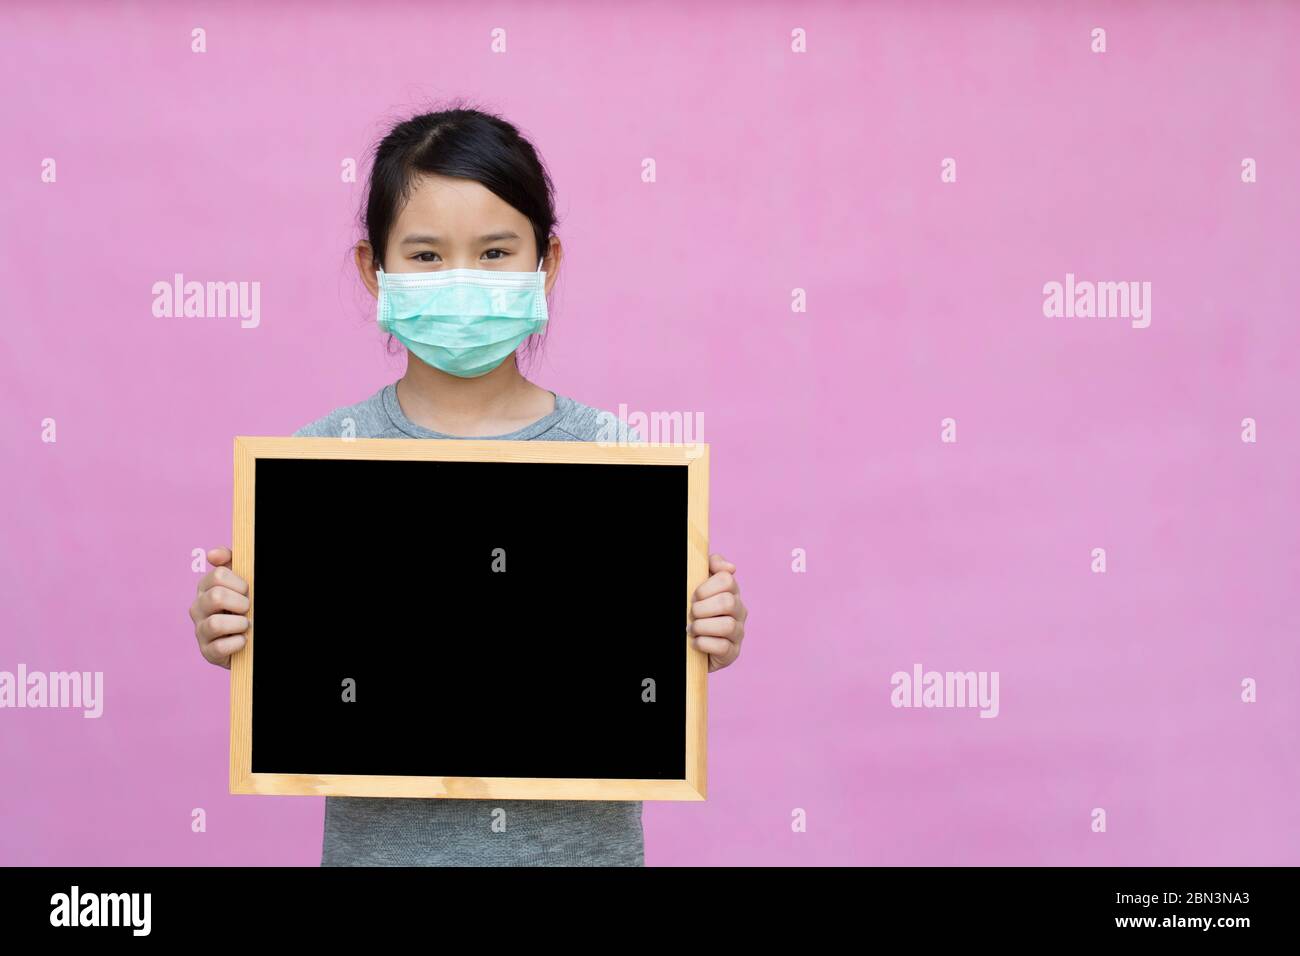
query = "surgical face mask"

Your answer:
(376, 257), (548, 378)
